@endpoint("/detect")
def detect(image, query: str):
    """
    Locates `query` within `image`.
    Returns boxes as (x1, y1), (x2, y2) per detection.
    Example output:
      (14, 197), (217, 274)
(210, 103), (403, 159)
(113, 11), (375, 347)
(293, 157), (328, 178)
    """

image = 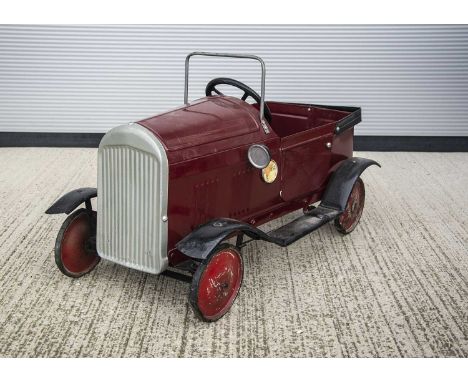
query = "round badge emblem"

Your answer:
(262, 160), (278, 183)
